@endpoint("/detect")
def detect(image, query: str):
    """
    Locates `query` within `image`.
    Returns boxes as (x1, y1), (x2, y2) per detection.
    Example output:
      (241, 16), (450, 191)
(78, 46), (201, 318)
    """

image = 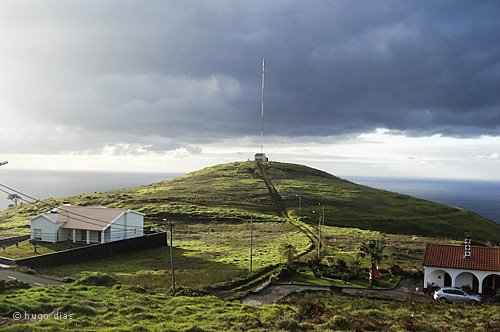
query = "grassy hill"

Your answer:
(262, 162), (500, 243)
(1, 161), (499, 243)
